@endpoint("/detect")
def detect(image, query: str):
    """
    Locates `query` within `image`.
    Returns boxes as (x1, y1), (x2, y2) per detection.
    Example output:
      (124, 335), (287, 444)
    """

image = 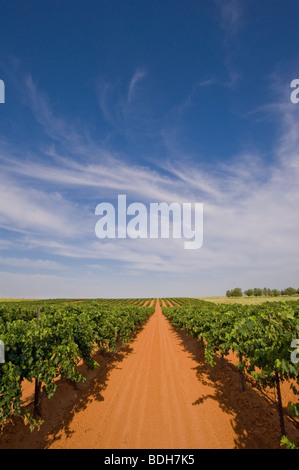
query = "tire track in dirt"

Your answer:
(95, 306), (157, 448)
